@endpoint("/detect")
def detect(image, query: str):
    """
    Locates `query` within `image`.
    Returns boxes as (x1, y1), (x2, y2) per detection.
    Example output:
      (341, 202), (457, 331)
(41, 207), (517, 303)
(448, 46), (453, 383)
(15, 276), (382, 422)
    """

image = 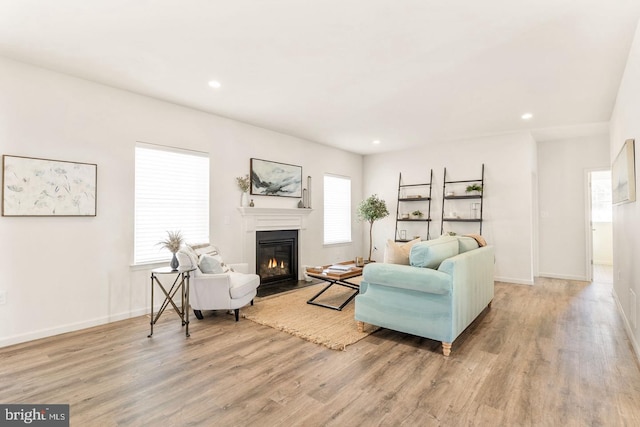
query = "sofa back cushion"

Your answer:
(457, 236), (480, 253)
(410, 236), (459, 269)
